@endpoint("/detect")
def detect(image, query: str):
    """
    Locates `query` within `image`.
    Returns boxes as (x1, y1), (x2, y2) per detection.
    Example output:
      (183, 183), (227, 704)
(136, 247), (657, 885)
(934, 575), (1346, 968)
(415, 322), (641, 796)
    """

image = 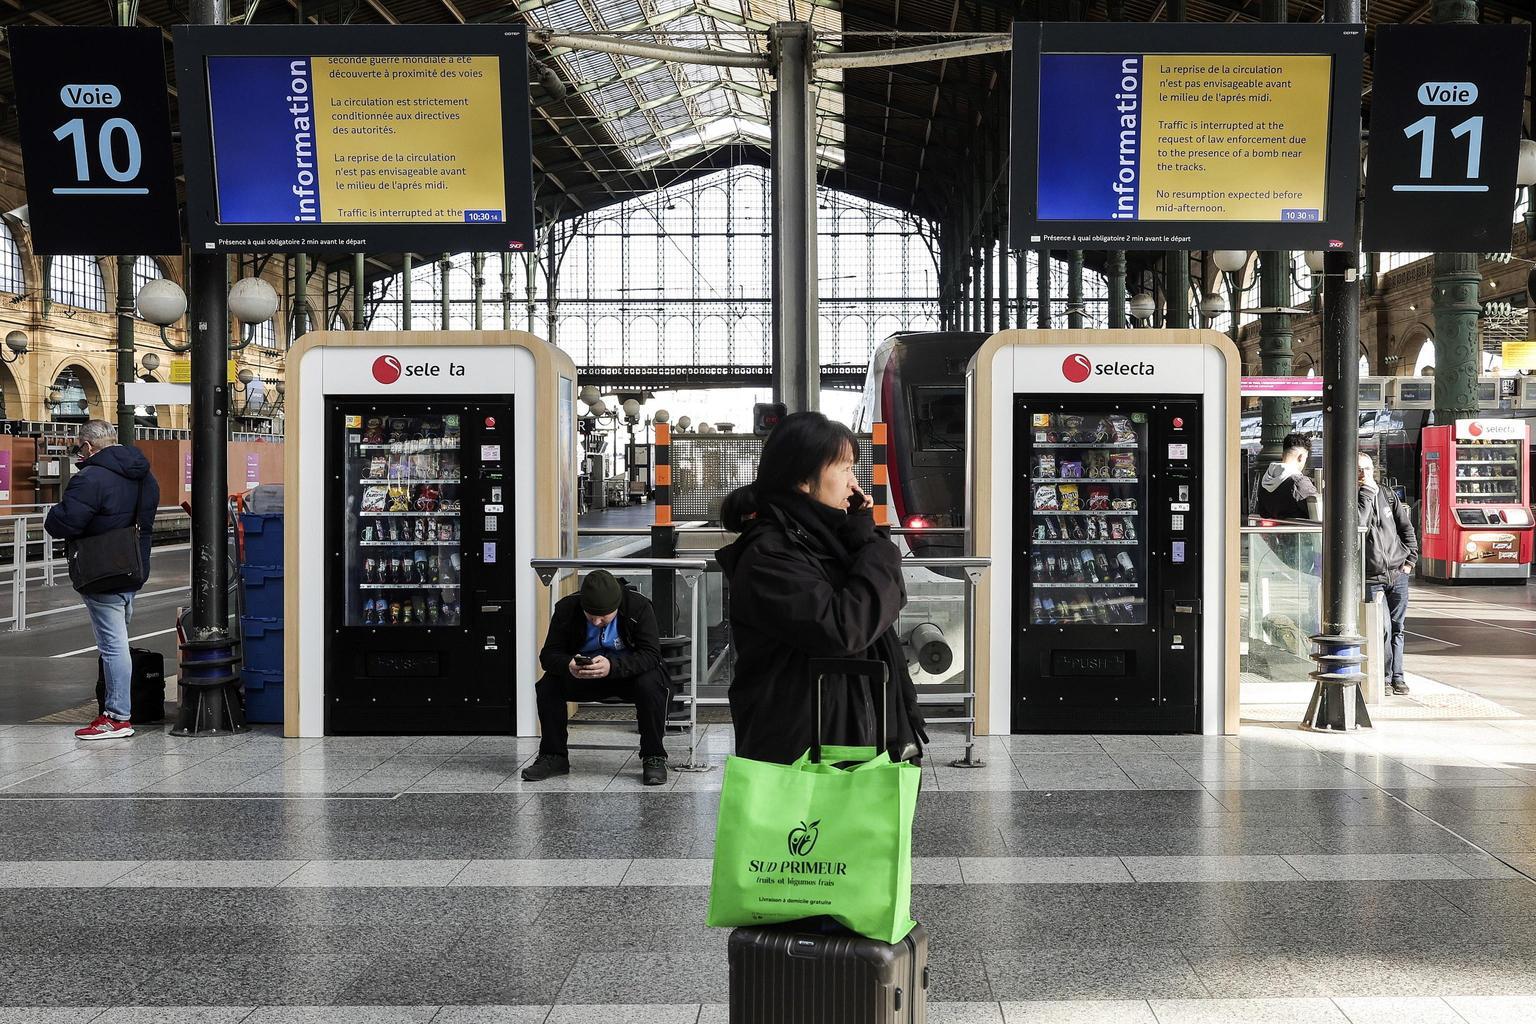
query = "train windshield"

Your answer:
(910, 385), (965, 451)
